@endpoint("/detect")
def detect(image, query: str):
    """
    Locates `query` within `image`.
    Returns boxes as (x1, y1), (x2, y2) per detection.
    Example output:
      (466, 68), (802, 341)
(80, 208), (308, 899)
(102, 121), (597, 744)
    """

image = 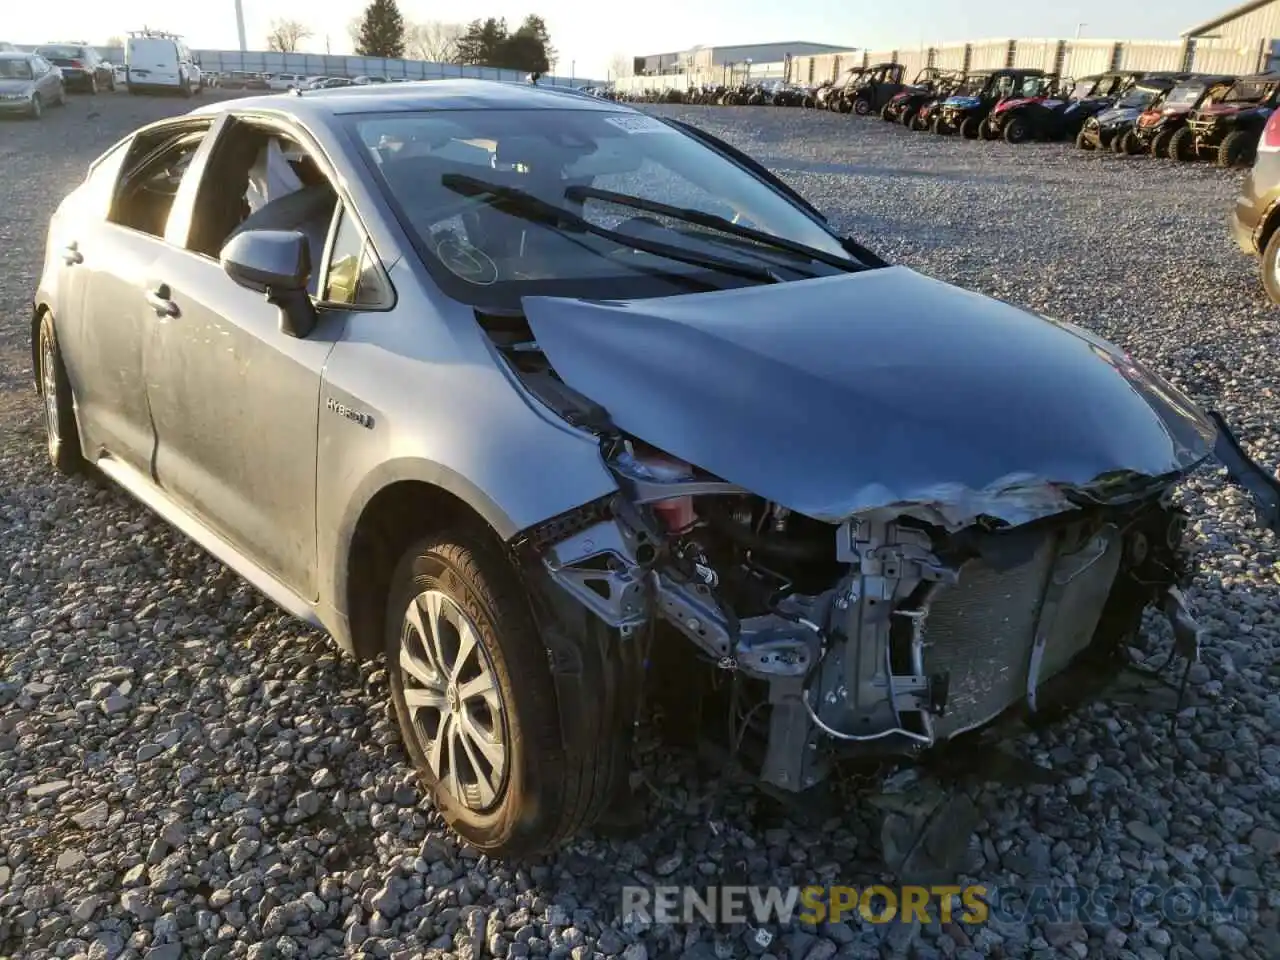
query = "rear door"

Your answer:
(130, 39), (179, 87)
(70, 119), (217, 472)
